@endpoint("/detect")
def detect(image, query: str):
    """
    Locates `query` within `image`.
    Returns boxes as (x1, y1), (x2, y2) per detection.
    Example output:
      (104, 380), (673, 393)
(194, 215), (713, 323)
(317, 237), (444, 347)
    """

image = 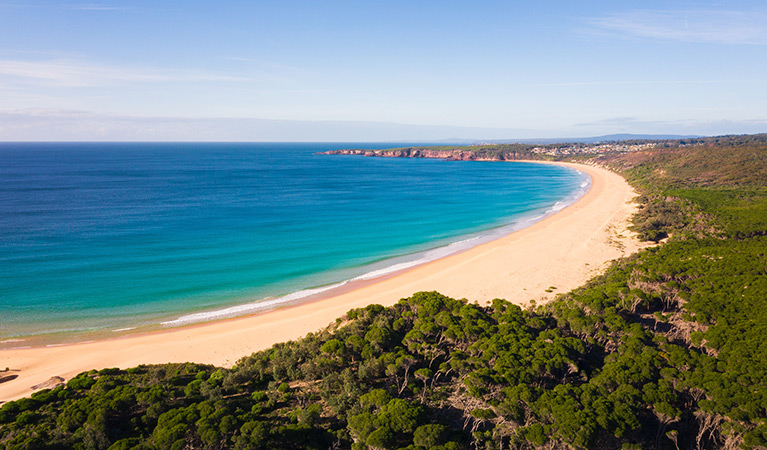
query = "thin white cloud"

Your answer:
(0, 59), (255, 87)
(1, 109), (765, 142)
(587, 10), (767, 45)
(574, 116), (767, 135)
(0, 109), (538, 141)
(1, 108), (96, 118)
(526, 79), (767, 88)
